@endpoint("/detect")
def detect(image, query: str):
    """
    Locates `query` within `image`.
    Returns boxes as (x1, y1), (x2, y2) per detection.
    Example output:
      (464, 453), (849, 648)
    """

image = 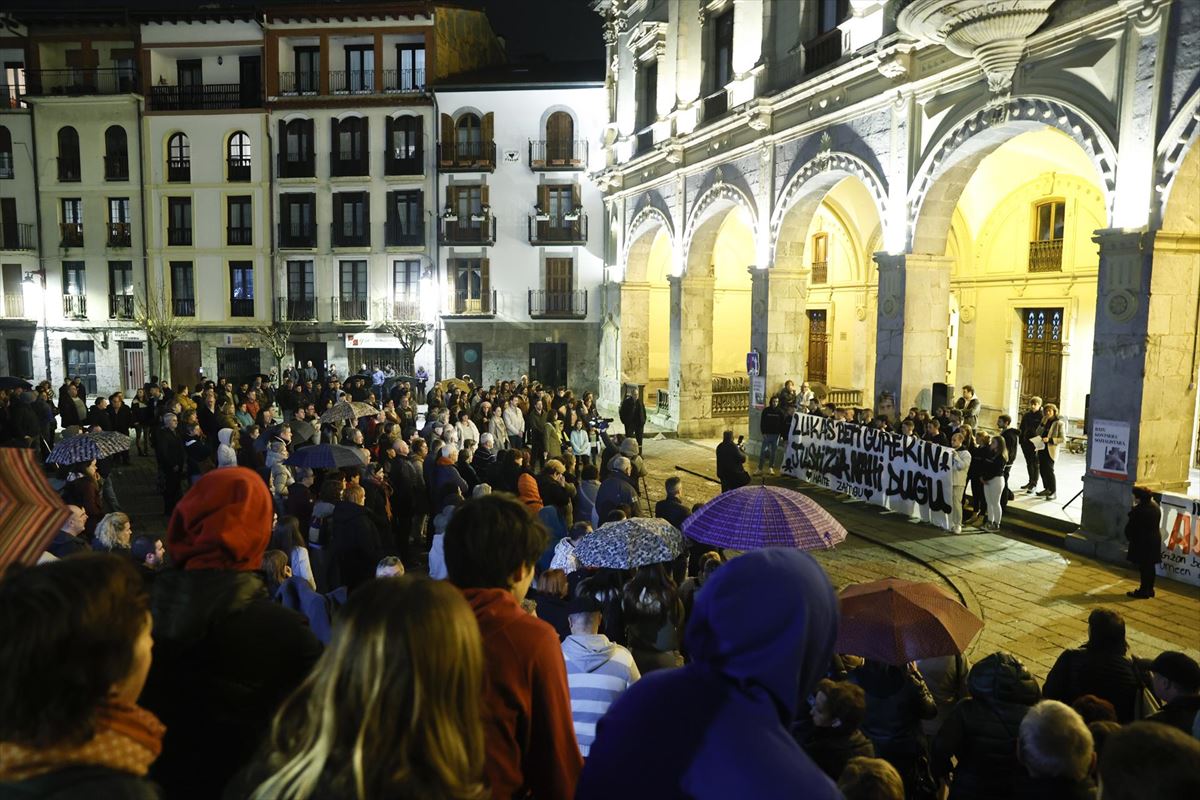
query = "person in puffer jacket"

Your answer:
(216, 427), (238, 468)
(561, 588), (640, 756)
(931, 651), (1041, 800)
(265, 440), (294, 499)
